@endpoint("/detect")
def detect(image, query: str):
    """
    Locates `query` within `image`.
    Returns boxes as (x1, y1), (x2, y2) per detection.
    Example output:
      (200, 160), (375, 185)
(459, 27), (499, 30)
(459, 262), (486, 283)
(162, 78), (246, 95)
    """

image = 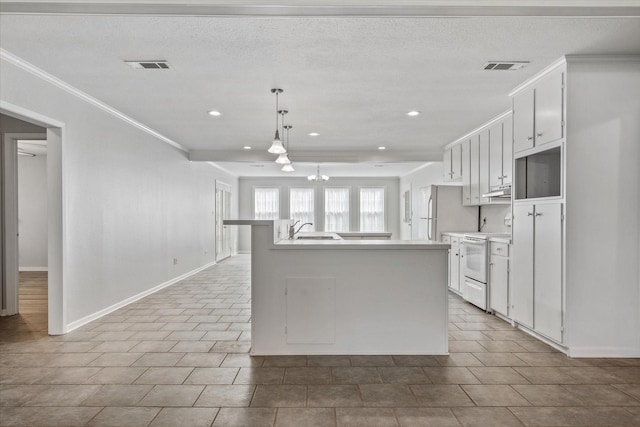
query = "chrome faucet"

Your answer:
(289, 221), (313, 239)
